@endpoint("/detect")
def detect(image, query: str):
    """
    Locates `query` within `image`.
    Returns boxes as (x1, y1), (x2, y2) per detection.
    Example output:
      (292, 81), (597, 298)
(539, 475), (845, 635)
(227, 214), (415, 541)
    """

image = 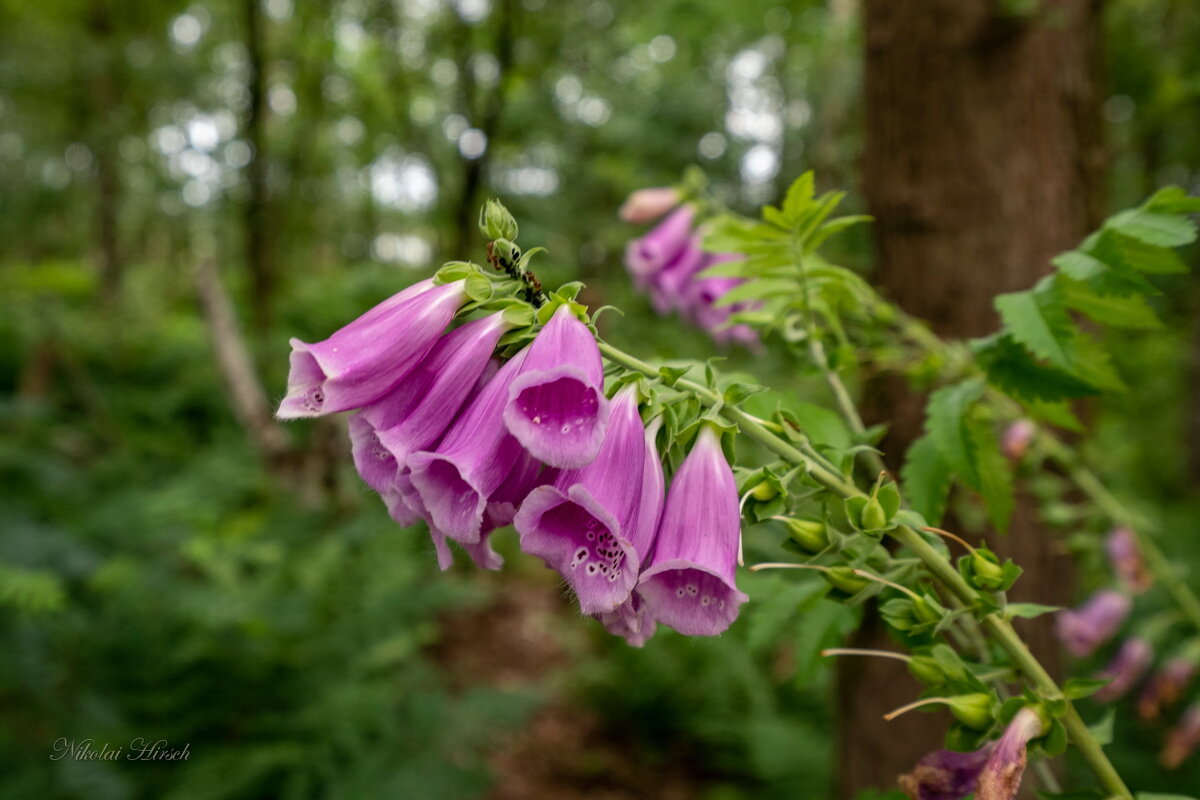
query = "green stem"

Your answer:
(598, 339), (1133, 800)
